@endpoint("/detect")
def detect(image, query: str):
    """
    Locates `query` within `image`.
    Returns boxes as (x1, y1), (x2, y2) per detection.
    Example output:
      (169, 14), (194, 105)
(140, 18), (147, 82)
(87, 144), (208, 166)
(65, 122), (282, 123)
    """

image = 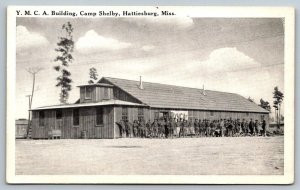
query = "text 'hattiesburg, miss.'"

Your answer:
(15, 10), (176, 17)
